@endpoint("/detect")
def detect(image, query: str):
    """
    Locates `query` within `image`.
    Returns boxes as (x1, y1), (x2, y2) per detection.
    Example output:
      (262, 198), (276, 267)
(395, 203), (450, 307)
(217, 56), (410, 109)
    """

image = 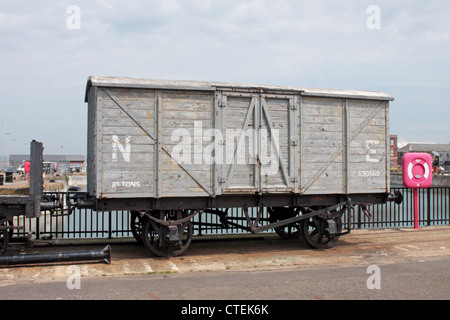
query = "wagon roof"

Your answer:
(85, 75), (394, 102)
